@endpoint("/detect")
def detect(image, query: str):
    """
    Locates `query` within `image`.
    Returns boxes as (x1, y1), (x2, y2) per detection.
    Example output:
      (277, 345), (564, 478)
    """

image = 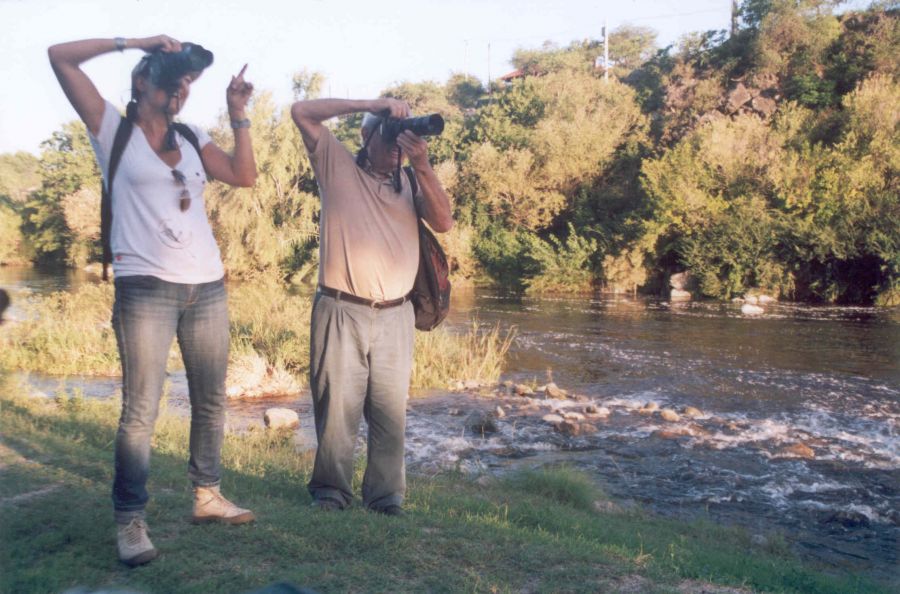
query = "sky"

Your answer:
(0, 0), (869, 155)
